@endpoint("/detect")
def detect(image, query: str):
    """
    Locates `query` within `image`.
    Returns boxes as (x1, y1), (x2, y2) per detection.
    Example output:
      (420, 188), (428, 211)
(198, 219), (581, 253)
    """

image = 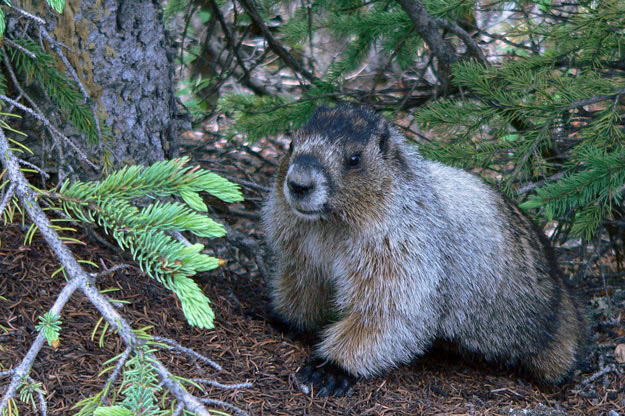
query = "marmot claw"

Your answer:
(297, 357), (357, 397)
